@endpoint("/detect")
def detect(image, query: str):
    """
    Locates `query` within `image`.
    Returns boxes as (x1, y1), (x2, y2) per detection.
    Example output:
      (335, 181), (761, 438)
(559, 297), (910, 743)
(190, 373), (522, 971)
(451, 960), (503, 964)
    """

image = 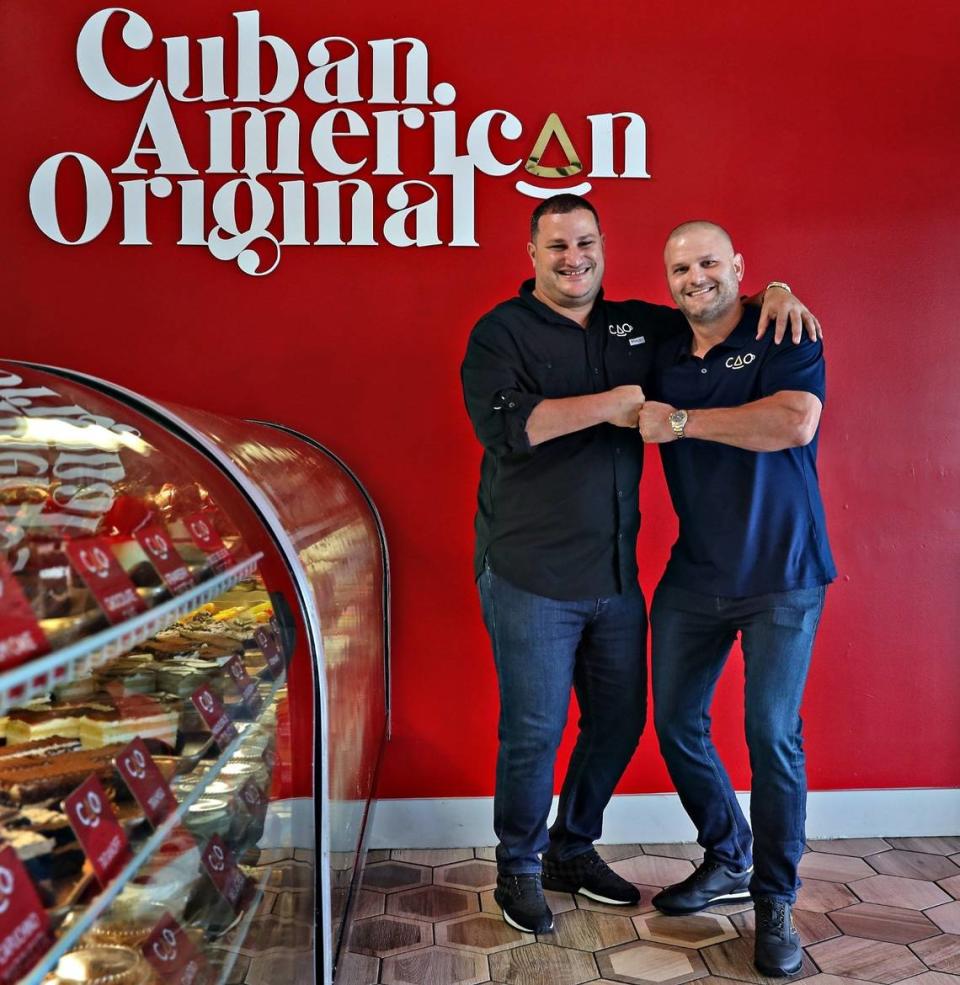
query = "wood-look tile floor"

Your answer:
(340, 837), (960, 985)
(207, 849), (316, 985)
